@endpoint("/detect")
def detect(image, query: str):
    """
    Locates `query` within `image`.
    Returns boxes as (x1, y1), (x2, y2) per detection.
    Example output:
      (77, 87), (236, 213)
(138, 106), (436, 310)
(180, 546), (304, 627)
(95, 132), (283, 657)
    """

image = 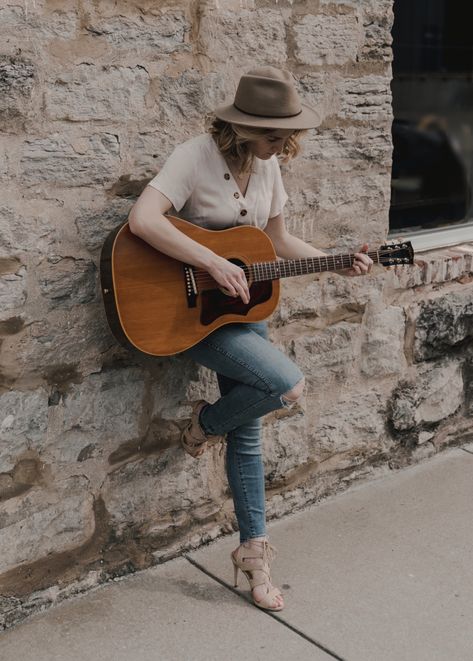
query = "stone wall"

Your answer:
(1, 0), (472, 629)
